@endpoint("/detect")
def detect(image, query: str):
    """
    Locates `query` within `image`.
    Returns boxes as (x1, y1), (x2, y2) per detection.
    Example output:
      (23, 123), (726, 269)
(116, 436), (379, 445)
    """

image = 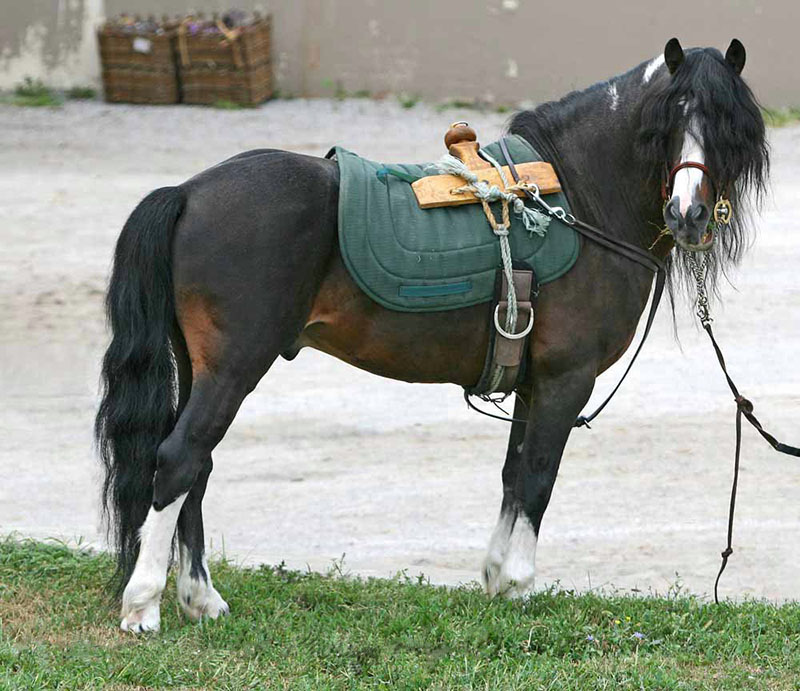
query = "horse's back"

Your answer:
(174, 147), (338, 264)
(181, 147), (339, 213)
